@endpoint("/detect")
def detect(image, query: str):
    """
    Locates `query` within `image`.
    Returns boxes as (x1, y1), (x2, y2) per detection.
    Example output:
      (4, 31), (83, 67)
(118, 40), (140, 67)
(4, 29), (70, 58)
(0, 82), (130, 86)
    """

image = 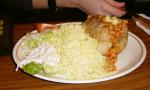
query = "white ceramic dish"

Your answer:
(13, 27), (146, 84)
